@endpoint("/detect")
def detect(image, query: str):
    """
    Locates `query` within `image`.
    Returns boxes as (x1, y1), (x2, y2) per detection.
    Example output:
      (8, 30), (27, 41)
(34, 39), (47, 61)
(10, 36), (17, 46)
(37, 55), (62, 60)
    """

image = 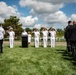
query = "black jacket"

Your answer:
(64, 25), (72, 41)
(70, 24), (76, 41)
